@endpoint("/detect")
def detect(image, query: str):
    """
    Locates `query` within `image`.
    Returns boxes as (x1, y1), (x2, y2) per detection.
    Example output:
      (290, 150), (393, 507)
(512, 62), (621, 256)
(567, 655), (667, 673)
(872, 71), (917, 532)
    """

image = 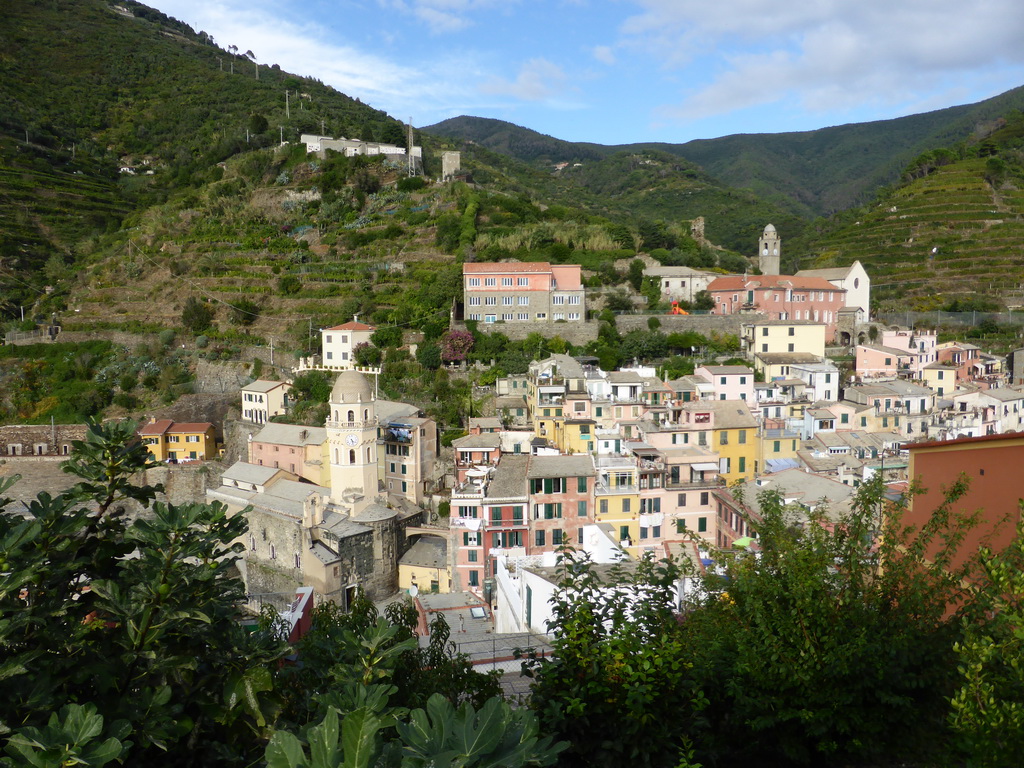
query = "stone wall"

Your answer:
(144, 462), (221, 506)
(472, 321), (599, 345)
(614, 312), (762, 337)
(0, 424), (88, 458)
